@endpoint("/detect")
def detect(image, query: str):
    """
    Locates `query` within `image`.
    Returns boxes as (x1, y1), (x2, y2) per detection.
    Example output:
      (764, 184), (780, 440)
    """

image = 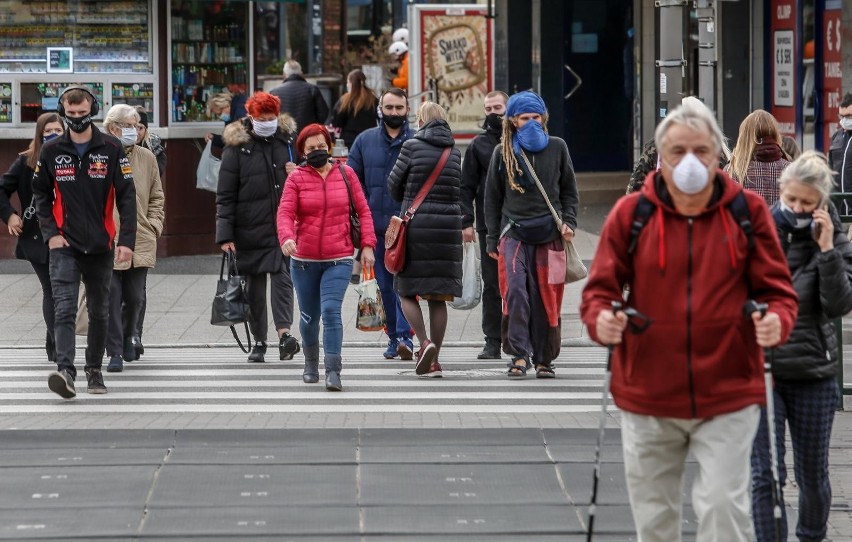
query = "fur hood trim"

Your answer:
(222, 114), (297, 146)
